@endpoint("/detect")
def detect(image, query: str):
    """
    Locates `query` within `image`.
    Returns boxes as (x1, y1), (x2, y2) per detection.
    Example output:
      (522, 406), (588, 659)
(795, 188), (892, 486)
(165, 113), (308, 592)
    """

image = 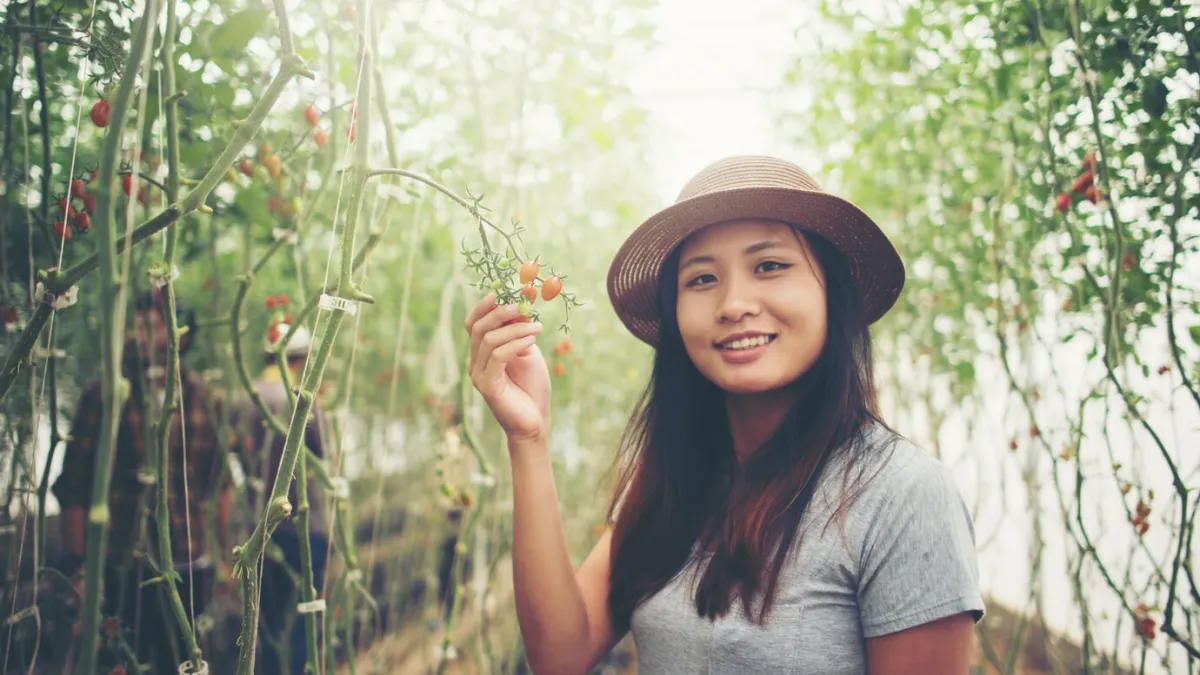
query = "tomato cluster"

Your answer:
(1133, 603), (1157, 641)
(1054, 150), (1102, 214)
(53, 173), (101, 242)
(1130, 498), (1152, 536)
